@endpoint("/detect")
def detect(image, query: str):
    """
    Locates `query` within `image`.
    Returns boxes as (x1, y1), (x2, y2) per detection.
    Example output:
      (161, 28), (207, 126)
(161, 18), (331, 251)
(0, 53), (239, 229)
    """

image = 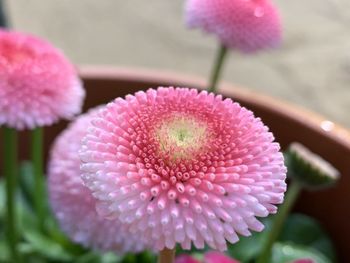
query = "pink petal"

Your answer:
(48, 107), (146, 253)
(176, 255), (201, 263)
(292, 259), (315, 263)
(204, 251), (240, 263)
